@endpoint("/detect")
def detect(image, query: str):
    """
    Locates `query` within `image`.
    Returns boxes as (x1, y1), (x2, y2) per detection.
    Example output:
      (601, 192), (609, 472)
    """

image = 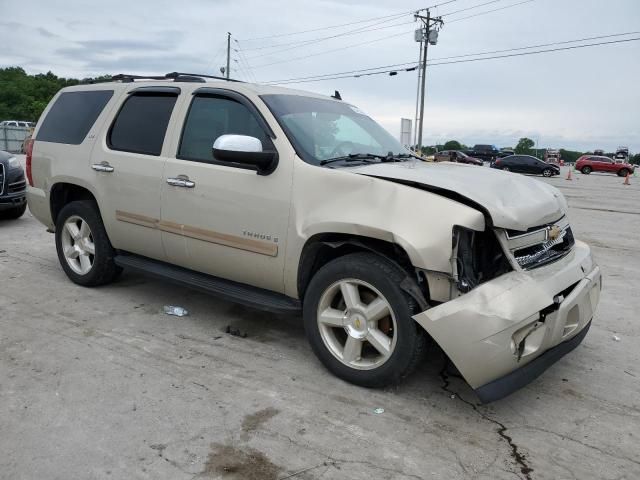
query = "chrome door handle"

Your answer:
(92, 162), (114, 173)
(166, 176), (195, 188)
